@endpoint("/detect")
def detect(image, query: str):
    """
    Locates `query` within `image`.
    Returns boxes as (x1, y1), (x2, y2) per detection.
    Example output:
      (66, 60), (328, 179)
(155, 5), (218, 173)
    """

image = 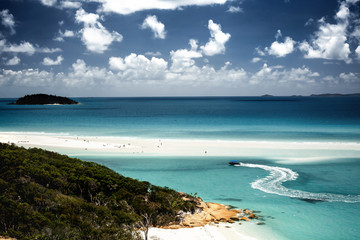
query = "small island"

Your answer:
(9, 94), (79, 105)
